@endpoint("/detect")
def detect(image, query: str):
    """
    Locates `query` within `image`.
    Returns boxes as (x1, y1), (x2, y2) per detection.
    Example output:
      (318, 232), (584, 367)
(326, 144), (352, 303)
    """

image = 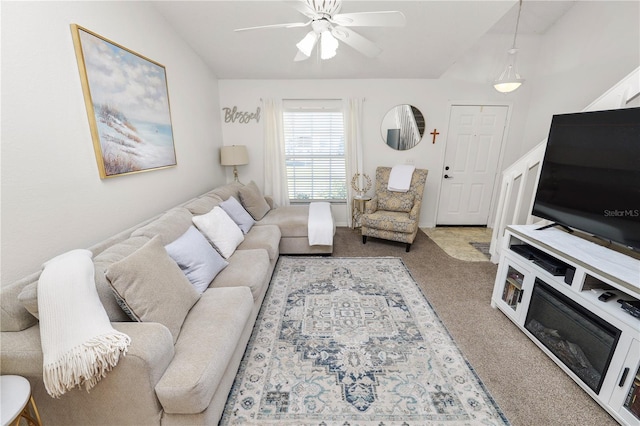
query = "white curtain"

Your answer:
(262, 98), (289, 207)
(343, 98), (365, 227)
